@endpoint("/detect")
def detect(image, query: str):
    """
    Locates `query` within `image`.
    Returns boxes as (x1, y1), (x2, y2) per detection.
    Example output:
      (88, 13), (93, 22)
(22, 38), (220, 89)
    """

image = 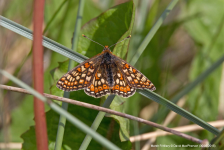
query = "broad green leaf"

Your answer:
(107, 0), (135, 141)
(21, 1), (134, 149)
(106, 96), (130, 141)
(21, 60), (131, 150)
(78, 0), (135, 142)
(77, 1), (133, 58)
